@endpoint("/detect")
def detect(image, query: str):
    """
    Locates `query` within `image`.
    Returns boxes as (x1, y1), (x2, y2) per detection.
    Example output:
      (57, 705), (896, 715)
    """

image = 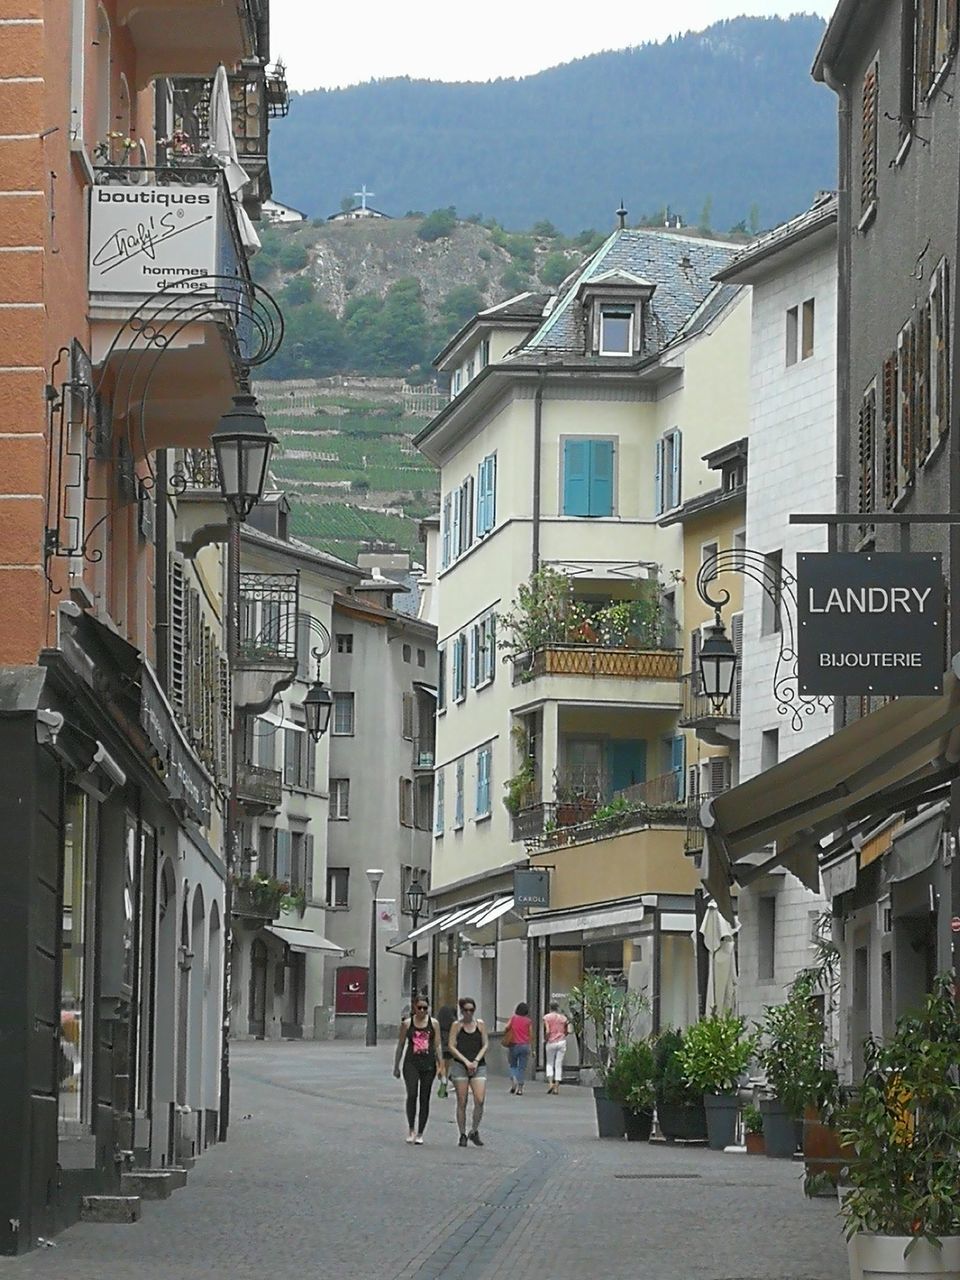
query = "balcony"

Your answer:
(678, 673), (740, 745)
(684, 790), (726, 858)
(232, 872), (283, 920)
(235, 572), (300, 714)
(511, 644), (682, 708)
(172, 449), (229, 557)
(88, 166), (257, 451)
(413, 739), (435, 771)
(513, 773), (686, 851)
(169, 63), (286, 218)
(116, 0), (262, 89)
(236, 761), (282, 814)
